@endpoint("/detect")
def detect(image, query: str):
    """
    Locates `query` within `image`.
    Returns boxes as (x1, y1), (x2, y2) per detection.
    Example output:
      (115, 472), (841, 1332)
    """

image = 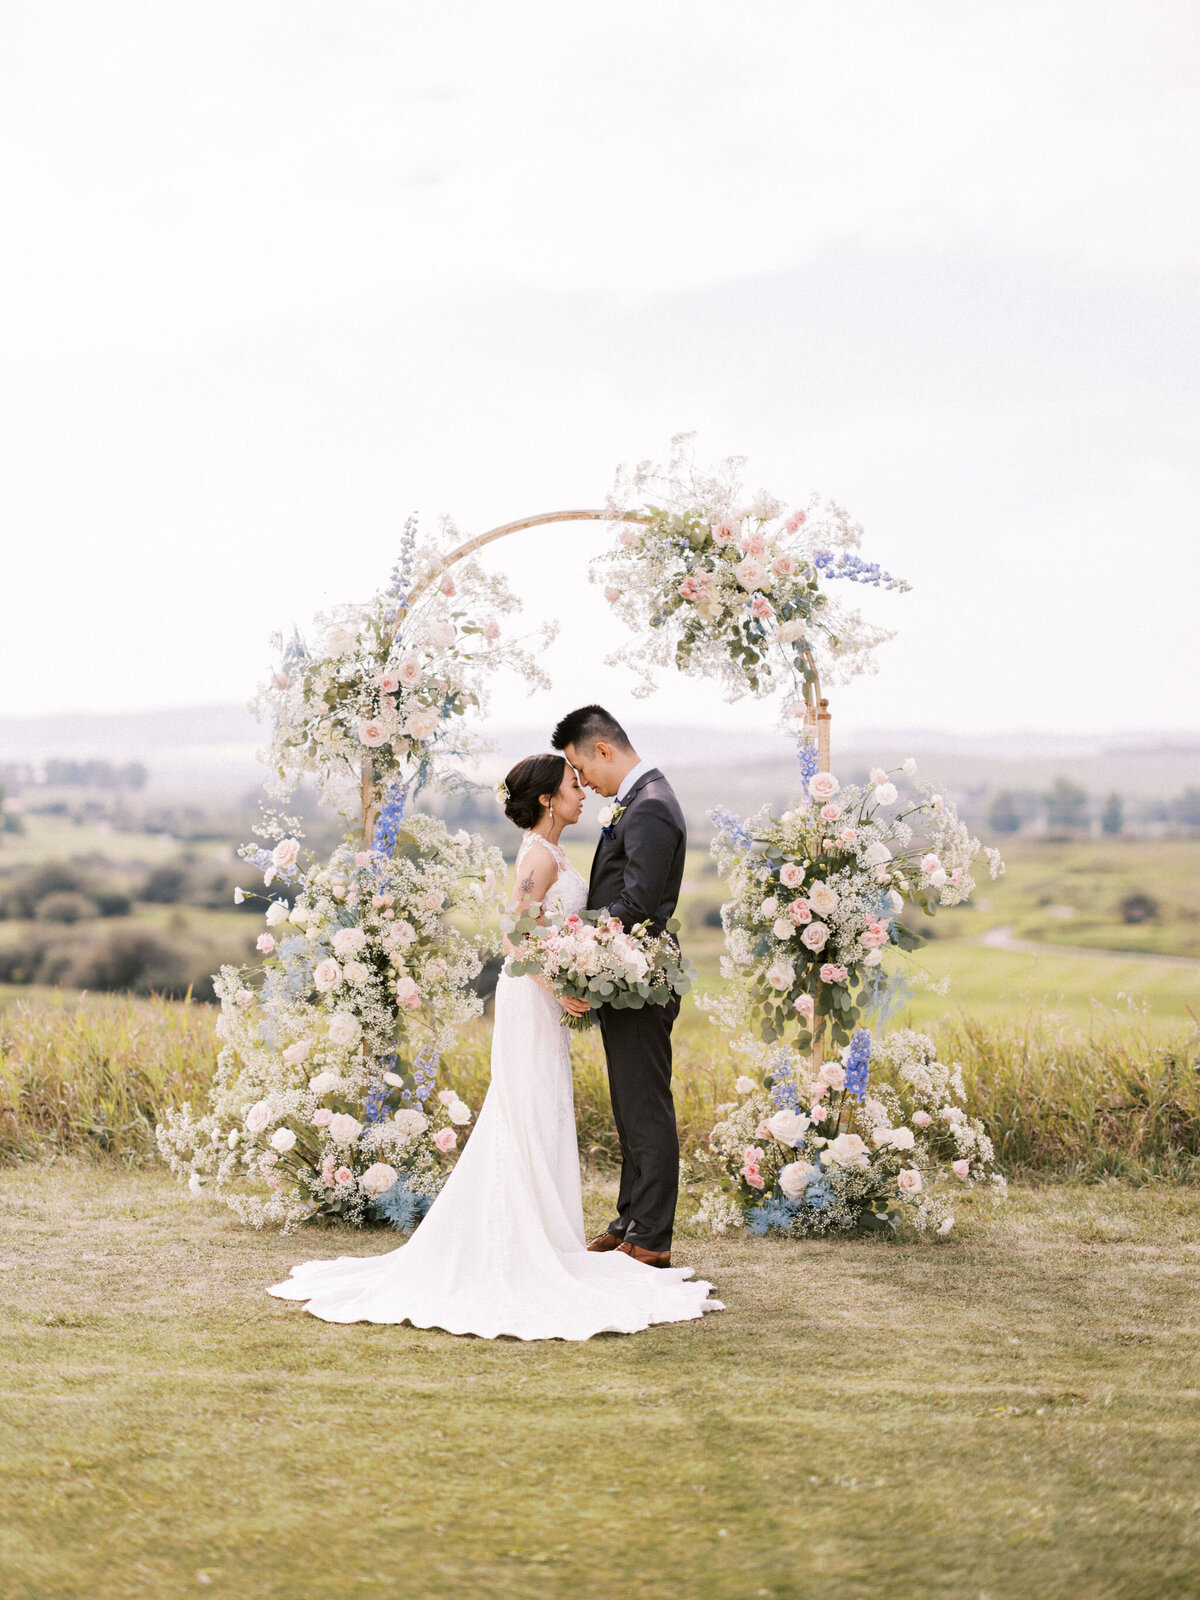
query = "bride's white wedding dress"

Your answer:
(268, 833), (723, 1340)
